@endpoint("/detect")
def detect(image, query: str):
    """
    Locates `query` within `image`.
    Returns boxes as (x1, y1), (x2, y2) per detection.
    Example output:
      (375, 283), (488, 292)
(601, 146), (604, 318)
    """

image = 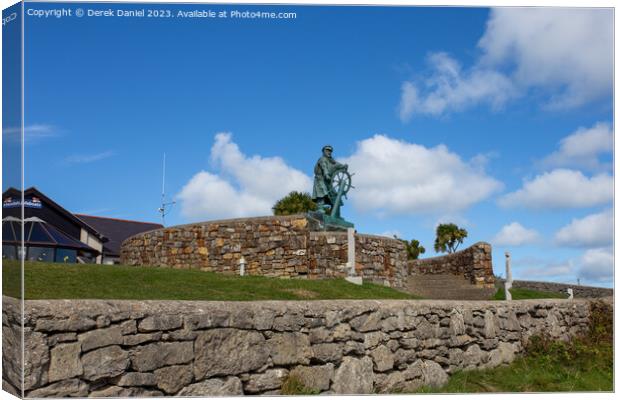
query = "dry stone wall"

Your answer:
(408, 242), (495, 287)
(2, 296), (598, 397)
(511, 280), (613, 298)
(120, 215), (409, 288)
